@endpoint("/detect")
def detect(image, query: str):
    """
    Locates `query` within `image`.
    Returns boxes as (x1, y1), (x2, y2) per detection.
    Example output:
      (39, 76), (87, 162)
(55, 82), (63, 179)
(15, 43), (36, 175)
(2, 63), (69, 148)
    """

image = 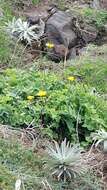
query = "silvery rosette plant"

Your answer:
(92, 129), (107, 152)
(6, 17), (45, 44)
(15, 179), (21, 190)
(47, 138), (84, 182)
